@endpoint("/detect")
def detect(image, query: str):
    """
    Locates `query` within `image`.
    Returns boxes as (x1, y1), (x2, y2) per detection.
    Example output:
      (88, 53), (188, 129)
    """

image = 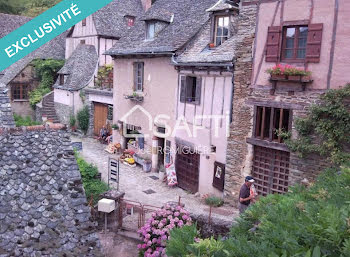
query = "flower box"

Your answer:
(287, 75), (301, 81)
(271, 74), (287, 80)
(301, 75), (312, 82)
